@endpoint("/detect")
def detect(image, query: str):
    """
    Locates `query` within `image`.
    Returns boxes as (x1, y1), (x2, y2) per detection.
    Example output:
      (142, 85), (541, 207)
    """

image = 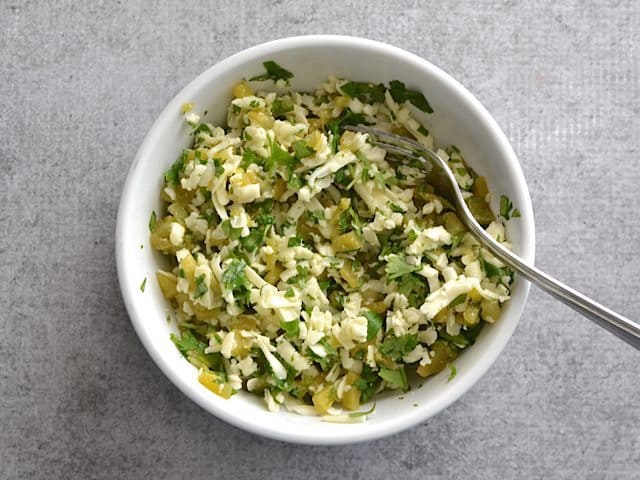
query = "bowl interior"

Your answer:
(116, 35), (535, 445)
